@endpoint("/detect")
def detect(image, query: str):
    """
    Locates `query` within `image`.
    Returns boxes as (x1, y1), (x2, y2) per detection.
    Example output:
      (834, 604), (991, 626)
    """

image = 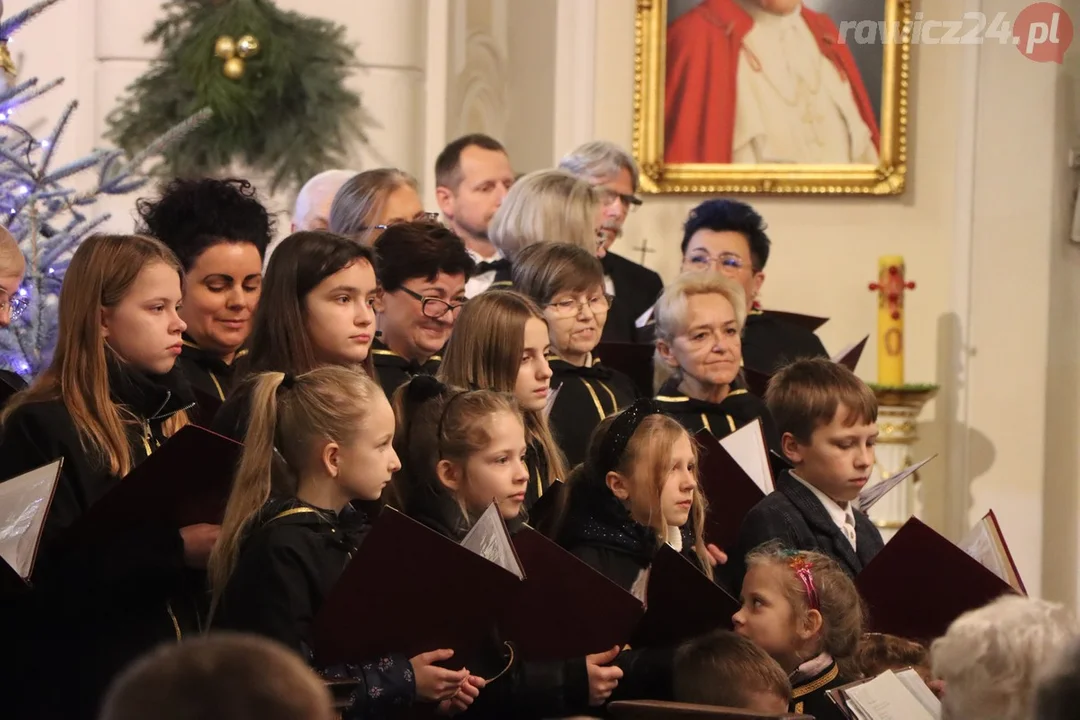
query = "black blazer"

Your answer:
(742, 311), (829, 373)
(0, 361), (199, 719)
(791, 657), (849, 720)
(548, 356), (639, 469)
(730, 471), (884, 590)
(601, 252), (663, 344)
(370, 337), (442, 400)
